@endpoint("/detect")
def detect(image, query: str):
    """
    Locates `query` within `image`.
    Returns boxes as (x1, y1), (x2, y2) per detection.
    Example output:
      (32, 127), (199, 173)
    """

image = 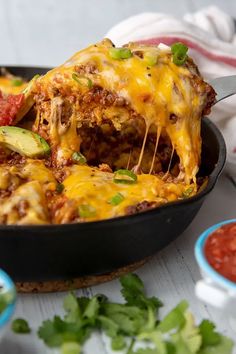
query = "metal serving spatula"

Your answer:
(209, 75), (236, 103)
(209, 75), (236, 189)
